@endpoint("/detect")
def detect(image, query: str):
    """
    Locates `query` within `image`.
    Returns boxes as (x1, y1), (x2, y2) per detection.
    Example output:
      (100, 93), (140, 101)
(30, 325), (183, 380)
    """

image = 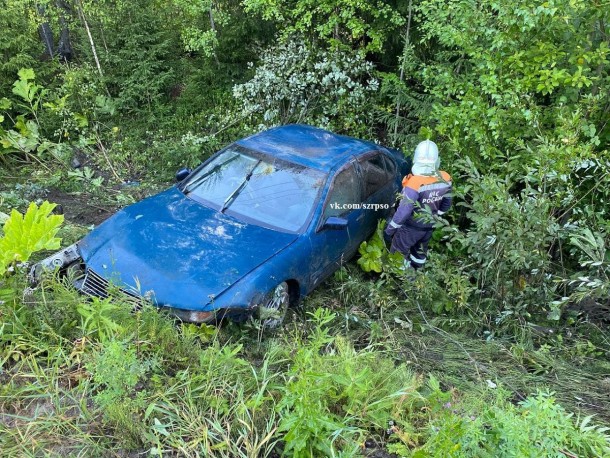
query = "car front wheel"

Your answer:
(256, 282), (290, 330)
